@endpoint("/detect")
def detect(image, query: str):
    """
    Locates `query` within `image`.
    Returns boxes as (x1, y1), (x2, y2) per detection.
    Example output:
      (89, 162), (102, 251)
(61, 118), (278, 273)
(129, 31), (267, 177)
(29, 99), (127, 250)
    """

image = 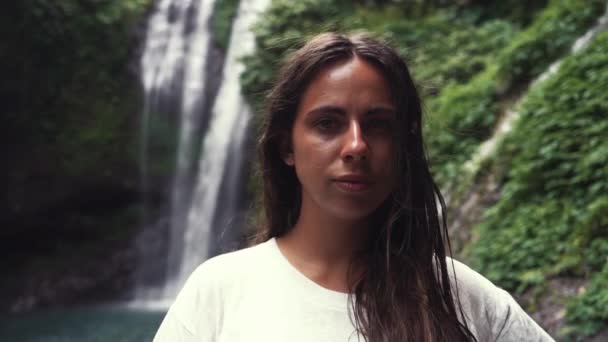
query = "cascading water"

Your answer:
(135, 0), (270, 307)
(164, 0), (270, 298)
(136, 0), (218, 307)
